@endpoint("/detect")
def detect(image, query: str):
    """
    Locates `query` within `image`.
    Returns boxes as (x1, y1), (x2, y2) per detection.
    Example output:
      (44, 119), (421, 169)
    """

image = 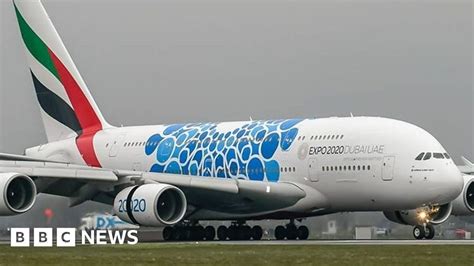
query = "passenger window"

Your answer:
(357, 165), (361, 170)
(423, 152), (432, 160)
(293, 167), (296, 172)
(443, 153), (451, 159)
(362, 165), (365, 170)
(433, 153), (444, 159)
(415, 152), (425, 160)
(343, 166), (346, 171)
(368, 165), (371, 170)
